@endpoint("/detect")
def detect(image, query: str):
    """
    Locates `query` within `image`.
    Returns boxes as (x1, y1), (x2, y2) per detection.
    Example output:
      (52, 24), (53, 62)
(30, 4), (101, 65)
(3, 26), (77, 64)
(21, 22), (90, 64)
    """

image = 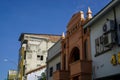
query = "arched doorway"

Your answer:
(70, 47), (80, 63)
